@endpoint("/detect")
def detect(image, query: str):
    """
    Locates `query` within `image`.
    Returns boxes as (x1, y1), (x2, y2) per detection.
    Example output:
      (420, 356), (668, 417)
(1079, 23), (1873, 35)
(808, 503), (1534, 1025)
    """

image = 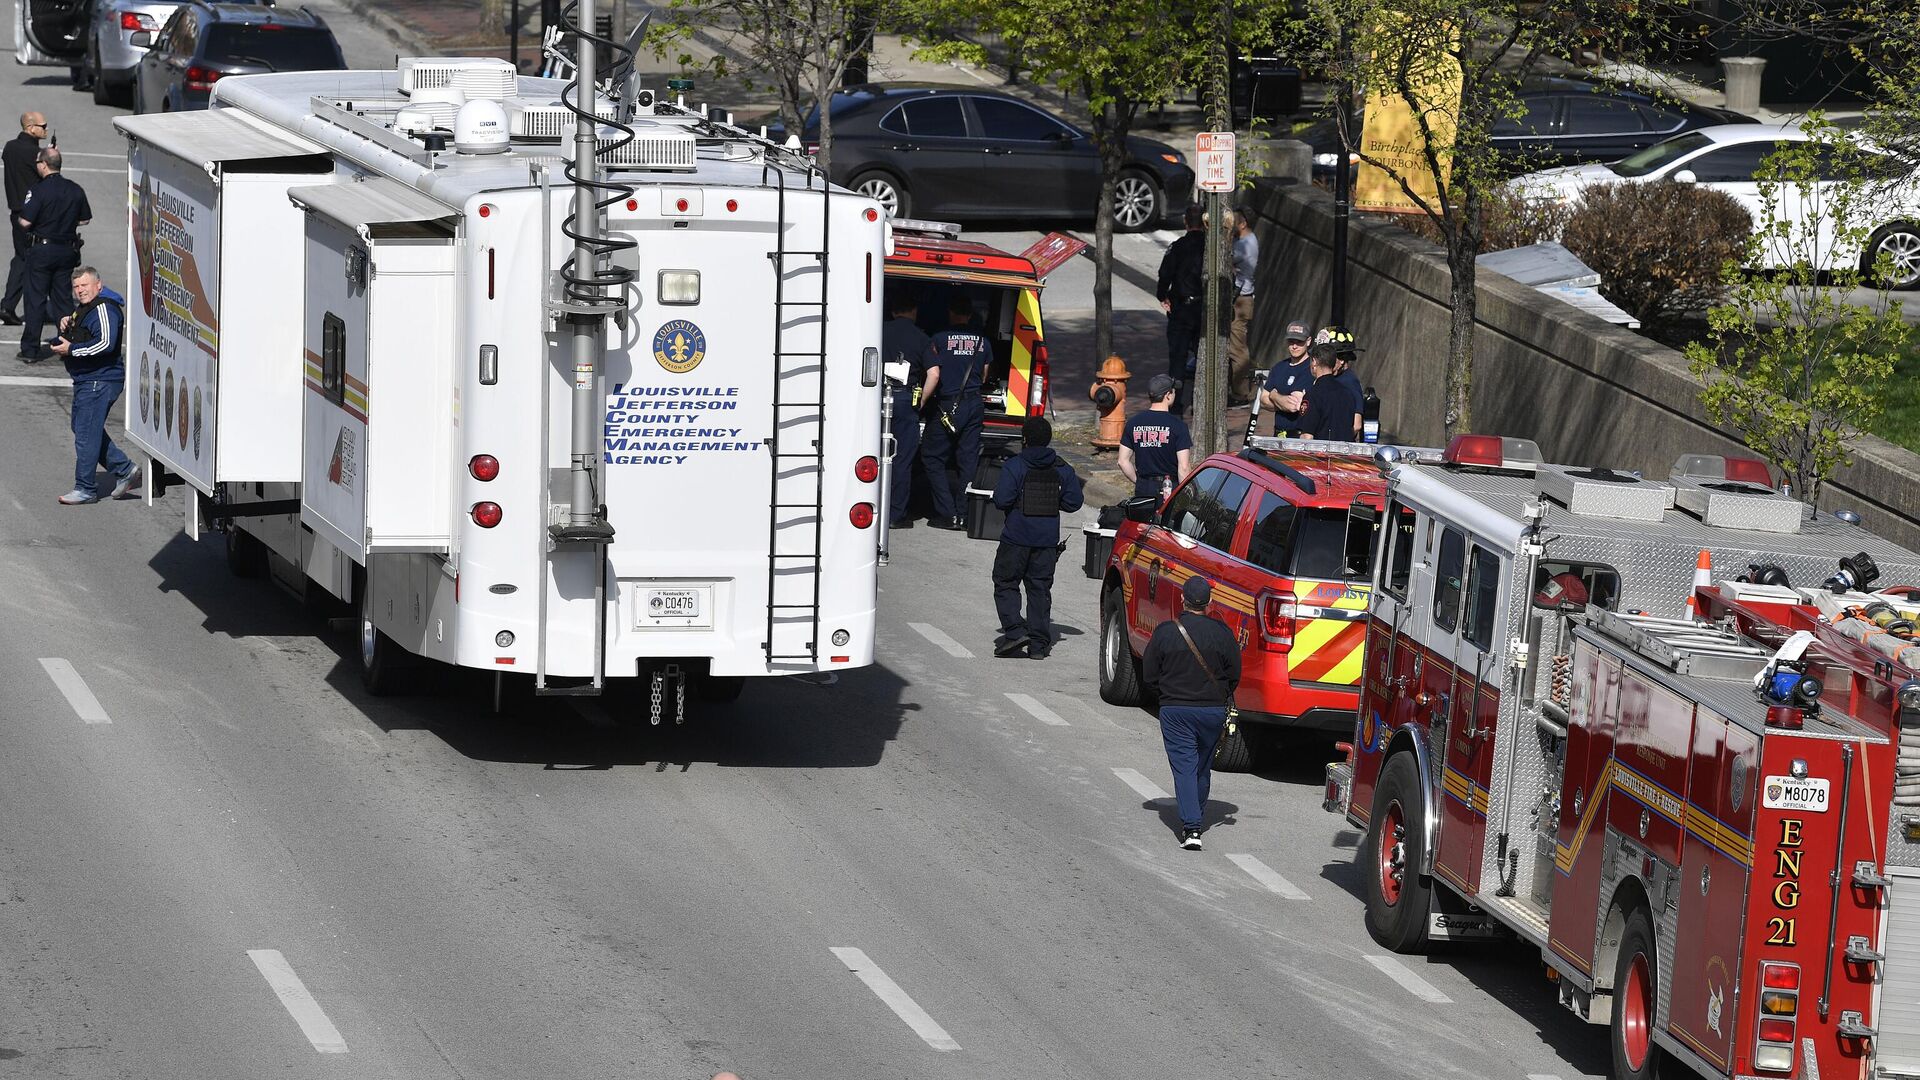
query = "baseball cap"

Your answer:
(1182, 575), (1213, 608)
(1147, 373), (1179, 399)
(1285, 321), (1310, 342)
